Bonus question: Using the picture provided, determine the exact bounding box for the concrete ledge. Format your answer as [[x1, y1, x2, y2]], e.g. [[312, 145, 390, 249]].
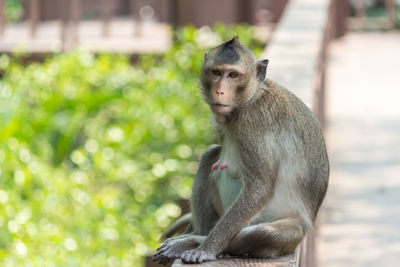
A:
[[172, 248, 298, 267]]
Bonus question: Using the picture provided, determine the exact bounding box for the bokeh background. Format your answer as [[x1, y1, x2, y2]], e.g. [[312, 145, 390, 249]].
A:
[[0, 1, 399, 266]]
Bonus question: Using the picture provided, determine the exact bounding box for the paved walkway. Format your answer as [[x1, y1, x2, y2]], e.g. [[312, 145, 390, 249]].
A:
[[317, 32, 400, 266]]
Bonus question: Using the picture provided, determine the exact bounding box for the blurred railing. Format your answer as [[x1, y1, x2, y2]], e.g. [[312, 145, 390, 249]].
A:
[[0, 0, 172, 53], [25, 0, 150, 40], [0, 0, 291, 53]]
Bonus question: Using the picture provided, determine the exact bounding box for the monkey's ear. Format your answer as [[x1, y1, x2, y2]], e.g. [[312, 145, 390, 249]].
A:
[[256, 59, 269, 81]]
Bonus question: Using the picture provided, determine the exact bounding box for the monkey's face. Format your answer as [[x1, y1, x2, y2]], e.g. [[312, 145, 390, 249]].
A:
[[200, 37, 266, 123], [202, 65, 249, 116]]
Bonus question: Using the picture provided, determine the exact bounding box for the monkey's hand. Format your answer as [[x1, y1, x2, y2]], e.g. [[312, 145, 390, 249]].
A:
[[180, 248, 216, 264], [153, 235, 205, 265]]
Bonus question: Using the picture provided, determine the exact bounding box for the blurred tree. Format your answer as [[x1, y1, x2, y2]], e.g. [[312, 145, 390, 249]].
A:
[[4, 0, 22, 22]]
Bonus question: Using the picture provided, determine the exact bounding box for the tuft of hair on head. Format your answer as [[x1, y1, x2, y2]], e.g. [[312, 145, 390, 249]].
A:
[[215, 36, 242, 64], [226, 35, 239, 45]]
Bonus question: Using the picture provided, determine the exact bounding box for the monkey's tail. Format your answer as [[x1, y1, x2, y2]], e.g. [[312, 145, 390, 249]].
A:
[[160, 213, 192, 241]]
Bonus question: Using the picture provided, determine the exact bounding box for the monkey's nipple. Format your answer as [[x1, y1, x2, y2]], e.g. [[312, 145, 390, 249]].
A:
[[220, 162, 228, 170], [211, 161, 228, 171], [211, 161, 220, 171]]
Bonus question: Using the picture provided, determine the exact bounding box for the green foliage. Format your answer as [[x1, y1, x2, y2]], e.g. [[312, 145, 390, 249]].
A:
[[362, 1, 400, 29], [4, 0, 23, 23], [396, 4, 400, 29], [0, 25, 265, 266]]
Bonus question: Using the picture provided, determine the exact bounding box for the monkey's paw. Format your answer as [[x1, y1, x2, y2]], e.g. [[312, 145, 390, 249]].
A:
[[153, 244, 180, 265], [181, 249, 216, 264], [153, 236, 202, 265]]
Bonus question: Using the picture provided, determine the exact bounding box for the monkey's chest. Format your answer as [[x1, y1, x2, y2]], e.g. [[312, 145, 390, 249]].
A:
[[216, 171, 243, 213], [211, 137, 244, 213]]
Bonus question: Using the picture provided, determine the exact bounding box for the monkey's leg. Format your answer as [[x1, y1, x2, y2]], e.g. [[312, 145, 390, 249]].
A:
[[225, 217, 305, 258], [191, 144, 222, 235]]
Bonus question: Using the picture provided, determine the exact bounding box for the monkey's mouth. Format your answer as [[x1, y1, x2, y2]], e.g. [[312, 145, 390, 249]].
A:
[[212, 103, 230, 107], [211, 103, 231, 114]]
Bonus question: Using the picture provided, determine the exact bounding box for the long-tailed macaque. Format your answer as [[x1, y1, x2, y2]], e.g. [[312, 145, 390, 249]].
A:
[[153, 37, 329, 265]]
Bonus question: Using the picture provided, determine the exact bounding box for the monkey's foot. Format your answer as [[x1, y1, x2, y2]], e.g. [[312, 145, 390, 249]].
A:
[[181, 249, 216, 264], [211, 161, 228, 171]]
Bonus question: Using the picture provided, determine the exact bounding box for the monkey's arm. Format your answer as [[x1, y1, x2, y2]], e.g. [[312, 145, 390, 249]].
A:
[[191, 144, 222, 235], [181, 152, 276, 263]]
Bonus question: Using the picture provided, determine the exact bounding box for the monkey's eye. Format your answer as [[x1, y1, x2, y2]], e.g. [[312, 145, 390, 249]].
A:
[[212, 70, 222, 76], [229, 72, 238, 78]]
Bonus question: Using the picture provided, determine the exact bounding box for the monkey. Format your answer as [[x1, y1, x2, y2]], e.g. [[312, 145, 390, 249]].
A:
[[153, 37, 329, 265]]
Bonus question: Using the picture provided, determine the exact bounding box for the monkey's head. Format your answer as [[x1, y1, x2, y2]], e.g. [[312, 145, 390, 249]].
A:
[[201, 36, 269, 123]]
